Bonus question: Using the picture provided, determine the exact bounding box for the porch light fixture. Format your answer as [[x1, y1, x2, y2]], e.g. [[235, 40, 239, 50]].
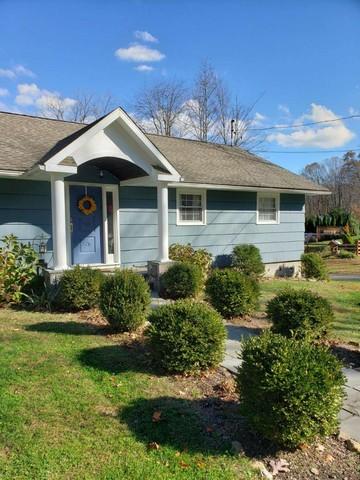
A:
[[39, 239, 47, 256]]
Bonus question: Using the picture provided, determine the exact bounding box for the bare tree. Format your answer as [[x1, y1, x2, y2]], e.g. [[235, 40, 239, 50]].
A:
[[215, 80, 264, 149], [134, 80, 187, 136], [302, 152, 360, 217], [185, 61, 219, 142], [40, 92, 116, 122]]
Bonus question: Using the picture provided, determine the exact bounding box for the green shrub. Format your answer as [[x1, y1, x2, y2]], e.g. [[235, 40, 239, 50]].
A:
[[267, 288, 334, 341], [169, 243, 212, 279], [301, 252, 328, 280], [237, 332, 345, 448], [147, 300, 226, 373], [205, 268, 259, 318], [338, 250, 355, 259], [160, 262, 203, 300], [22, 275, 59, 312], [100, 269, 151, 332], [0, 234, 39, 304], [56, 266, 104, 311], [232, 244, 265, 278]]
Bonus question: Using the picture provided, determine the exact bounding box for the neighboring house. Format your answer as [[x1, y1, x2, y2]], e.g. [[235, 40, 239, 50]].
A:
[[0, 108, 329, 277]]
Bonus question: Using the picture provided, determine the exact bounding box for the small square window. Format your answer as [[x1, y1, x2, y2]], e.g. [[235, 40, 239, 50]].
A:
[[177, 190, 206, 225], [257, 193, 279, 224]]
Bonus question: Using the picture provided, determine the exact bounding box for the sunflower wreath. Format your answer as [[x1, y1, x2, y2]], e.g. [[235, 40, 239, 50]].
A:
[[78, 195, 97, 216]]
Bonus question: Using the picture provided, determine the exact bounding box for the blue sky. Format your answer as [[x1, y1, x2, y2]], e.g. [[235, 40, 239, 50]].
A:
[[0, 0, 359, 173]]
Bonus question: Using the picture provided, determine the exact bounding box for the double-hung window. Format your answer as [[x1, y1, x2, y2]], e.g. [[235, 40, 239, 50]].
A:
[[257, 193, 280, 224], [176, 189, 206, 225]]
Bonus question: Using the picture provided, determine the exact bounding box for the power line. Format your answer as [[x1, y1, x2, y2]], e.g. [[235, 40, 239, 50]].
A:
[[253, 148, 360, 154], [249, 114, 360, 131]]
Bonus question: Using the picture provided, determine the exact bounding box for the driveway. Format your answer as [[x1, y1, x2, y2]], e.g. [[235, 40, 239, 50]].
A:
[[222, 324, 360, 443]]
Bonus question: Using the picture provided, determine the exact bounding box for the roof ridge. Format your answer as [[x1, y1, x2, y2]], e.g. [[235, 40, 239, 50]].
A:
[[0, 110, 87, 126]]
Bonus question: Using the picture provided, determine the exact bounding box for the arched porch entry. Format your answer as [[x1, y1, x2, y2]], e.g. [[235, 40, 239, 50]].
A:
[[44, 108, 180, 271]]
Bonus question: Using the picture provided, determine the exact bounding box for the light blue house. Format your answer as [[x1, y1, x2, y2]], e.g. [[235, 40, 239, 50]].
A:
[[0, 108, 328, 277]]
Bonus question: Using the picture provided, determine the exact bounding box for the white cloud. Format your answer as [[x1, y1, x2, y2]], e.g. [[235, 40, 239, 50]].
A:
[[0, 64, 35, 79], [134, 30, 158, 43], [115, 44, 165, 62], [0, 68, 16, 79], [0, 88, 9, 97], [349, 106, 360, 117], [134, 64, 154, 72], [252, 112, 266, 126], [268, 103, 355, 148], [278, 104, 290, 116], [14, 82, 77, 117]]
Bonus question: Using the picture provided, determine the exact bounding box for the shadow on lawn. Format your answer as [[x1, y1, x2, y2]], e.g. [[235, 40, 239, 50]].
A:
[[26, 321, 108, 336], [119, 395, 279, 457], [78, 344, 162, 375]]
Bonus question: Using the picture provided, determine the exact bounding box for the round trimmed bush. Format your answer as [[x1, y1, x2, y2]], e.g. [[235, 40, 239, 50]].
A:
[[232, 244, 265, 278], [56, 266, 104, 311], [160, 262, 203, 300], [237, 332, 345, 448], [267, 288, 334, 341], [99, 269, 151, 332], [205, 268, 259, 318], [301, 253, 328, 280], [147, 300, 226, 373]]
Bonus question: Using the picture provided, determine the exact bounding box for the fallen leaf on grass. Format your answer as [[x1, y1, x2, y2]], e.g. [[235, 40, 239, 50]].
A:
[[179, 460, 189, 469], [152, 411, 162, 422], [147, 442, 160, 450]]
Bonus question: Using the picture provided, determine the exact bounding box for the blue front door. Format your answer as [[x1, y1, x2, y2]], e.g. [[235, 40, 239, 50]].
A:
[[70, 185, 103, 264]]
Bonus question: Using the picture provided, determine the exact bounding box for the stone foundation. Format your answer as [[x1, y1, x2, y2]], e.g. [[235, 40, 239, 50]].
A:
[[264, 261, 302, 278]]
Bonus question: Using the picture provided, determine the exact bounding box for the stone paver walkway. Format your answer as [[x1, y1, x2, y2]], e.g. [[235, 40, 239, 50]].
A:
[[222, 324, 360, 442]]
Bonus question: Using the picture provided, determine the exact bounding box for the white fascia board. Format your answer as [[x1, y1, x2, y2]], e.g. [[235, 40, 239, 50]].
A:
[[0, 169, 25, 177], [119, 109, 181, 178], [167, 182, 331, 195]]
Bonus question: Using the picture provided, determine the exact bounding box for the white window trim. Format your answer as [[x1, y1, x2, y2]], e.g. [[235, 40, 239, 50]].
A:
[[256, 192, 280, 225], [176, 188, 207, 226]]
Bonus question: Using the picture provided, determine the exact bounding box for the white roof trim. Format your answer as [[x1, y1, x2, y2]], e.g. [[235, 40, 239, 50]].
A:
[[43, 107, 181, 180], [0, 169, 24, 177], [168, 182, 331, 195]]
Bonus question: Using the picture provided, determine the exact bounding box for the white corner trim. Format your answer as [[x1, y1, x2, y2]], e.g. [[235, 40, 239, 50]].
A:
[[176, 187, 207, 226], [256, 191, 280, 225]]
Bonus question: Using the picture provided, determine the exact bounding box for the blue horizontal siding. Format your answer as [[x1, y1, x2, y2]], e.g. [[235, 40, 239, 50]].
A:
[[119, 187, 305, 267], [0, 178, 54, 266]]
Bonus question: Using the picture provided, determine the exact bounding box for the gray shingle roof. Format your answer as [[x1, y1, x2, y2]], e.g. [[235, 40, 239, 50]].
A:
[[0, 111, 328, 193]]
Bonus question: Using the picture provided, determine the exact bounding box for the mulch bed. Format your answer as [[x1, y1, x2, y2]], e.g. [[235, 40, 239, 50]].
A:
[[172, 367, 360, 480]]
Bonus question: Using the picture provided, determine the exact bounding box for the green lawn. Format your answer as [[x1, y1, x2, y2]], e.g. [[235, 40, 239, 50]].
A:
[[0, 309, 256, 480], [260, 279, 360, 344]]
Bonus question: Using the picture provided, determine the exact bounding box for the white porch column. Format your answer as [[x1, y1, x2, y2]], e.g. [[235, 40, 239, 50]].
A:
[[51, 174, 68, 270], [157, 182, 169, 262]]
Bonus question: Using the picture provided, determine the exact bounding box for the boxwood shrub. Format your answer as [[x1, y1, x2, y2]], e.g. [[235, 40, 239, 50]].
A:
[[169, 243, 212, 279], [267, 288, 334, 341], [205, 268, 259, 318], [301, 252, 328, 280], [100, 269, 151, 332], [147, 300, 226, 373], [56, 266, 104, 311], [237, 332, 345, 448], [232, 244, 265, 278], [160, 262, 203, 299]]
